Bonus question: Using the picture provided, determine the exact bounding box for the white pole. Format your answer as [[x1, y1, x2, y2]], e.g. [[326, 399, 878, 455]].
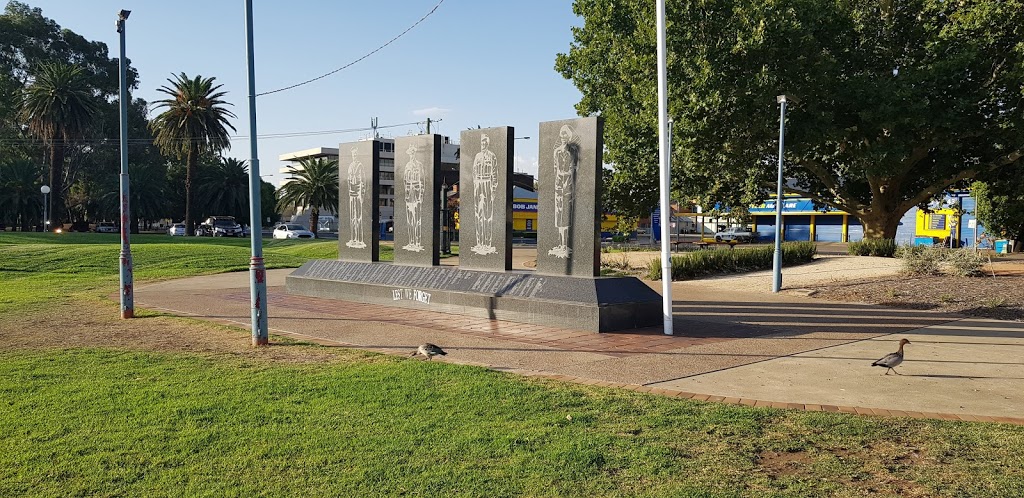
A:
[[772, 96, 787, 293], [656, 0, 673, 335]]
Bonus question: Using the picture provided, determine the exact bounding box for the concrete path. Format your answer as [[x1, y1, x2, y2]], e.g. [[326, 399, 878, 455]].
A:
[[133, 255, 1024, 425]]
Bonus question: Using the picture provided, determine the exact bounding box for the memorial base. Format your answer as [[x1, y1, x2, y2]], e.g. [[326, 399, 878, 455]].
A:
[[285, 260, 662, 332]]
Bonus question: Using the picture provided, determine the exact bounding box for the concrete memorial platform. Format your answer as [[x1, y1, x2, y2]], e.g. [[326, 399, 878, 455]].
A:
[[285, 260, 661, 331]]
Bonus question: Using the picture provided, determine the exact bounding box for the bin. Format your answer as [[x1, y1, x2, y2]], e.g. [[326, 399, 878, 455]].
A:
[[994, 239, 1008, 254]]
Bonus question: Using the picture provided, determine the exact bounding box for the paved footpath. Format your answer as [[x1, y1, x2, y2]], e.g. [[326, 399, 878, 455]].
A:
[[134, 256, 1024, 425]]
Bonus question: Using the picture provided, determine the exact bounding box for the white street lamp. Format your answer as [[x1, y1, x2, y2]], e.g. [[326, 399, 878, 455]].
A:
[[772, 95, 788, 293], [40, 185, 50, 230]]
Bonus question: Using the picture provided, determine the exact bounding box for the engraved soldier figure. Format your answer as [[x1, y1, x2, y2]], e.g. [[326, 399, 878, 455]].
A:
[[402, 143, 424, 252], [549, 124, 579, 258], [345, 148, 366, 249], [471, 133, 498, 255]]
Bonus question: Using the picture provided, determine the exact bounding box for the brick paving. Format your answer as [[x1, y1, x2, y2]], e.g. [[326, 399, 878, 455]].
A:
[[135, 269, 1024, 427]]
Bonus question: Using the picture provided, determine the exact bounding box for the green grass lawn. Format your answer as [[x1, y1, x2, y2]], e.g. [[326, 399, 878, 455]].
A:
[[1, 233, 1023, 496]]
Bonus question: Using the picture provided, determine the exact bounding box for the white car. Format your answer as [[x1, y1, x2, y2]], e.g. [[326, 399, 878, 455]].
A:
[[95, 222, 118, 233], [167, 223, 186, 236], [273, 224, 316, 240]]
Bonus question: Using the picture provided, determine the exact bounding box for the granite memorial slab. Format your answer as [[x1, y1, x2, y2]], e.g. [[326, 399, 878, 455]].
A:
[[338, 140, 380, 262], [286, 259, 662, 332], [459, 127, 514, 271], [536, 117, 603, 277], [394, 134, 442, 267]]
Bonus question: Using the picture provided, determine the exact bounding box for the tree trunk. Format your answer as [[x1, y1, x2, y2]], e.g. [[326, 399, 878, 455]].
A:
[[309, 207, 319, 236], [857, 211, 902, 240], [49, 143, 64, 230], [184, 146, 197, 236]]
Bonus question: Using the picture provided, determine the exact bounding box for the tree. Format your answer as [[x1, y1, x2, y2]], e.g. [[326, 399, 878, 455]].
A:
[[150, 73, 236, 236], [0, 157, 41, 230], [19, 62, 99, 229], [198, 157, 250, 223], [276, 157, 339, 236], [972, 172, 1024, 249], [557, 0, 1024, 239]]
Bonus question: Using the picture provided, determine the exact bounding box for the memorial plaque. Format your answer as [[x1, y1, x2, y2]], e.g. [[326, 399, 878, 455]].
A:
[[459, 127, 514, 271], [394, 135, 442, 266], [536, 117, 603, 276], [338, 140, 380, 262]]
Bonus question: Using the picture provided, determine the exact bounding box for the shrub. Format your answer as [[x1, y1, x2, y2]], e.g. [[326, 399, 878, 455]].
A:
[[943, 248, 985, 277], [847, 238, 897, 257], [898, 245, 942, 276], [647, 241, 816, 280]]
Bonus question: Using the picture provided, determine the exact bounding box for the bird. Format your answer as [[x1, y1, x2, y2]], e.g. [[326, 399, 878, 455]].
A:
[[411, 343, 447, 360], [871, 338, 911, 375]]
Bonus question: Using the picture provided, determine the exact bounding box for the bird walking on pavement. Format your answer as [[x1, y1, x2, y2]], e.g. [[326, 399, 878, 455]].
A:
[[872, 338, 911, 375], [411, 343, 447, 360]]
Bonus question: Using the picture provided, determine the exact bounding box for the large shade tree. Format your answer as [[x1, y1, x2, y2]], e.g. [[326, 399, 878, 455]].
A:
[[557, 0, 1024, 239], [277, 157, 339, 236], [150, 73, 235, 236], [19, 62, 99, 229]]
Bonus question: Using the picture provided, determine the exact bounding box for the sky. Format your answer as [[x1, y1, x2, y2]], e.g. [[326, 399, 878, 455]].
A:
[[19, 0, 585, 184]]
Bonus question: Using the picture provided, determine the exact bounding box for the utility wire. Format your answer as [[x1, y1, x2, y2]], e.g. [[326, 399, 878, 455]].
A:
[[0, 120, 427, 146], [256, 0, 445, 97]]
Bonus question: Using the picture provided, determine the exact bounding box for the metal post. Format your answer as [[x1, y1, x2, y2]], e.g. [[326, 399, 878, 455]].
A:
[[245, 0, 268, 345], [656, 0, 673, 335], [116, 10, 134, 318], [772, 96, 787, 293], [40, 185, 49, 230]]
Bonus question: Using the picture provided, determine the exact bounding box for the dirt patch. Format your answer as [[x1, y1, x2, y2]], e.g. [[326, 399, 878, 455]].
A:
[[0, 298, 372, 364], [756, 447, 933, 496], [805, 272, 1024, 322]]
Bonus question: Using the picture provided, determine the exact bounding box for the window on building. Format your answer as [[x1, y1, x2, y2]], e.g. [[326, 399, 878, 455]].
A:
[[379, 171, 394, 181]]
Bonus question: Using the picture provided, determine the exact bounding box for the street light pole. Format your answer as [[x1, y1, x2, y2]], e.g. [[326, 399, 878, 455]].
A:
[[245, 0, 269, 345], [772, 95, 788, 293], [116, 9, 134, 318], [656, 0, 673, 335], [40, 185, 50, 230]]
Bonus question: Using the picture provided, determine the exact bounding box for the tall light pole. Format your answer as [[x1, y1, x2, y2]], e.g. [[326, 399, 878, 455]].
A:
[[40, 185, 50, 230], [772, 95, 788, 293], [245, 0, 269, 345], [656, 0, 673, 335], [116, 9, 134, 318]]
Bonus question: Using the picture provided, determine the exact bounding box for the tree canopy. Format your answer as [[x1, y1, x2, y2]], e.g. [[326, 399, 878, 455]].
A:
[[557, 0, 1024, 238]]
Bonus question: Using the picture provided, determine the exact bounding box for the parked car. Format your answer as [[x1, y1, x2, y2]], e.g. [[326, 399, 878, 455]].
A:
[[196, 216, 244, 237], [714, 226, 755, 243], [95, 222, 117, 233], [273, 223, 316, 240], [167, 223, 186, 236]]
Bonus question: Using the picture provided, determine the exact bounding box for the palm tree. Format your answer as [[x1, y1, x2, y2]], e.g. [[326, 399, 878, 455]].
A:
[[277, 157, 339, 235], [0, 157, 43, 231], [199, 157, 250, 223], [19, 62, 99, 229], [149, 73, 236, 236]]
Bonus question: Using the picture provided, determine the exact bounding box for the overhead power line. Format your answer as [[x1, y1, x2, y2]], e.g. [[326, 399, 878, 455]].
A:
[[256, 0, 445, 97], [0, 119, 428, 146]]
